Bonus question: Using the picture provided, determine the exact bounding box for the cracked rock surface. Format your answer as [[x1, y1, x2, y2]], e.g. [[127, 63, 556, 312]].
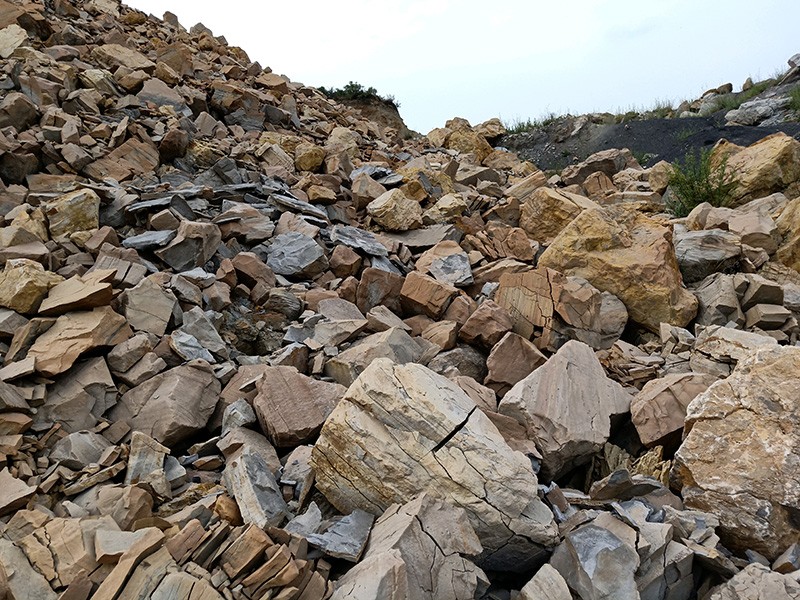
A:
[[311, 358, 558, 571]]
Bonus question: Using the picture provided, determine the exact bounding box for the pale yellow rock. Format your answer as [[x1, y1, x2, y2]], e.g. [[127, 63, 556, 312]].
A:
[[712, 133, 800, 206], [539, 206, 697, 332], [42, 189, 101, 240], [294, 142, 325, 172], [519, 187, 599, 245], [0, 259, 64, 314], [674, 345, 800, 559], [312, 359, 558, 569], [367, 189, 423, 231]]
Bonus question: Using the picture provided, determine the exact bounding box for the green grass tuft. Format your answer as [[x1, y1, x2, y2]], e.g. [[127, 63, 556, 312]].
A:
[[789, 86, 800, 113], [666, 148, 738, 217], [319, 81, 399, 108]]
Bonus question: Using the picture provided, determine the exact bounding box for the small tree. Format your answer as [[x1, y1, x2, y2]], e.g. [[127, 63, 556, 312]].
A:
[[665, 148, 738, 217]]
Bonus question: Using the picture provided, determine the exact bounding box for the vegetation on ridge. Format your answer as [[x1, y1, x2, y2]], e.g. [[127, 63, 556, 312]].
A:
[[319, 81, 400, 108], [665, 147, 738, 217]]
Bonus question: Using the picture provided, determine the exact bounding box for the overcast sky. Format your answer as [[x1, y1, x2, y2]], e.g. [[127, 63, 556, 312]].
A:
[[126, 0, 800, 133]]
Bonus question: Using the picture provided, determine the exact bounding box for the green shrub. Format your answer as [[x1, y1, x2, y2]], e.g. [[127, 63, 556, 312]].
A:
[[319, 81, 399, 108], [503, 112, 559, 134], [789, 86, 800, 113], [666, 148, 738, 217]]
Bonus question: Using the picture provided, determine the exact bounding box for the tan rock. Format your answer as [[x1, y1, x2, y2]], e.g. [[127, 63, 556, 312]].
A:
[[775, 195, 800, 271], [539, 206, 697, 332], [505, 171, 548, 202], [708, 563, 800, 599], [324, 327, 424, 387], [0, 258, 63, 314], [519, 187, 599, 245], [458, 300, 513, 349], [445, 127, 493, 162], [333, 494, 488, 600], [400, 271, 458, 318], [519, 564, 572, 600], [312, 359, 558, 571], [294, 142, 325, 172], [561, 148, 639, 186], [38, 269, 115, 316], [713, 133, 800, 206], [0, 467, 35, 516], [91, 43, 156, 72], [252, 366, 345, 448], [631, 372, 718, 448], [674, 346, 800, 559], [367, 189, 423, 231], [485, 332, 547, 397], [498, 340, 631, 479], [122, 276, 178, 337], [648, 160, 672, 195], [42, 189, 101, 240], [28, 307, 131, 377], [109, 360, 221, 447]]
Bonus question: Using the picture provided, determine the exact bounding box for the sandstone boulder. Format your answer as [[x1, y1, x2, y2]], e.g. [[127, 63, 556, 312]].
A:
[[674, 346, 800, 559], [498, 340, 631, 479], [706, 563, 800, 600], [713, 133, 800, 206], [519, 187, 599, 245], [42, 189, 100, 240], [252, 366, 345, 448], [312, 359, 559, 572], [0, 258, 63, 314], [28, 307, 131, 377], [367, 189, 423, 231], [109, 360, 220, 447], [539, 206, 697, 332]]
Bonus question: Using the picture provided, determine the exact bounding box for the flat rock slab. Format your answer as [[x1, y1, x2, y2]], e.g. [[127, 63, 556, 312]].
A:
[[27, 307, 131, 377]]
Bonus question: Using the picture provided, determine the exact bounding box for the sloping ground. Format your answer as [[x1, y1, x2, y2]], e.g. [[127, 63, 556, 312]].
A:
[[503, 113, 800, 170]]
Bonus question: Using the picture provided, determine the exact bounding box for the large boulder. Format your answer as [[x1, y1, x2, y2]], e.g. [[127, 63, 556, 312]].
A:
[[673, 346, 800, 559], [311, 359, 559, 572], [108, 360, 220, 447], [706, 563, 800, 600], [519, 187, 599, 245], [539, 206, 697, 332], [713, 133, 800, 206], [498, 340, 631, 480]]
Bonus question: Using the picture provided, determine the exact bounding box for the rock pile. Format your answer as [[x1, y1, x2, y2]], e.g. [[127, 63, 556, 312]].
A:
[[0, 1, 799, 599]]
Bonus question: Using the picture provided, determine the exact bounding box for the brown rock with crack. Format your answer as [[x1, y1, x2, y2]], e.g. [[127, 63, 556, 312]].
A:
[[631, 372, 718, 448], [27, 307, 131, 377], [519, 187, 599, 245], [400, 271, 459, 319], [673, 345, 800, 560], [312, 358, 558, 572], [0, 258, 63, 314], [252, 366, 345, 448], [38, 269, 115, 316]]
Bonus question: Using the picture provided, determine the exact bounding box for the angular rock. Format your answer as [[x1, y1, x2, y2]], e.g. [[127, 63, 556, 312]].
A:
[[519, 564, 572, 600], [484, 332, 547, 397], [312, 359, 558, 572], [156, 220, 222, 272], [674, 228, 742, 283], [109, 360, 220, 447], [0, 467, 36, 516], [28, 307, 131, 377], [631, 372, 718, 449], [266, 232, 328, 278], [367, 189, 423, 231], [0, 258, 63, 314], [714, 133, 800, 205], [498, 340, 631, 479], [50, 431, 112, 470], [333, 494, 488, 599], [539, 207, 697, 332], [706, 563, 800, 600], [42, 189, 100, 240], [458, 300, 513, 349], [519, 187, 599, 245], [222, 444, 289, 529], [324, 328, 424, 386], [674, 346, 800, 559], [38, 269, 115, 316], [306, 509, 375, 562], [252, 366, 345, 448], [122, 277, 178, 337], [400, 271, 459, 319]]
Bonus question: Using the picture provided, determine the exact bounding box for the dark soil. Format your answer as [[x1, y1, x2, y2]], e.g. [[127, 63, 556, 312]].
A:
[[501, 112, 800, 171]]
